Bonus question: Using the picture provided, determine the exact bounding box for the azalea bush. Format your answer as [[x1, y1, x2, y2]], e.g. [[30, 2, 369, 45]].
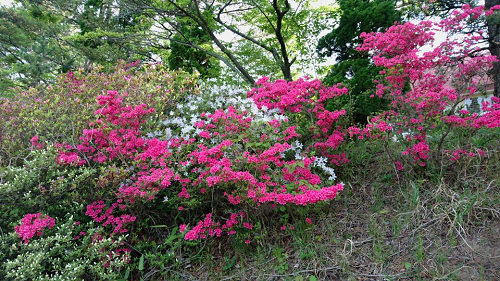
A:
[[347, 4, 500, 178], [0, 63, 199, 278], [0, 143, 97, 233], [1, 217, 129, 280], [248, 77, 350, 166], [55, 84, 344, 242]]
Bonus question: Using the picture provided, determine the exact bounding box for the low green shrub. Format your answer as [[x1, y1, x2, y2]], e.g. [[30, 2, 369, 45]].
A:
[[1, 217, 129, 280], [0, 144, 96, 232]]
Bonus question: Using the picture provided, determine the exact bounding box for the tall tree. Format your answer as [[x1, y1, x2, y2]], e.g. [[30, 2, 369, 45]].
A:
[[69, 0, 154, 67], [23, 0, 154, 67], [0, 0, 155, 91], [125, 0, 331, 84], [0, 2, 80, 91], [317, 0, 400, 124]]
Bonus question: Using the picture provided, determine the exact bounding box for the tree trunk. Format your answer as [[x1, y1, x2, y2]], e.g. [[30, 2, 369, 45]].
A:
[[273, 0, 293, 81], [486, 0, 500, 97]]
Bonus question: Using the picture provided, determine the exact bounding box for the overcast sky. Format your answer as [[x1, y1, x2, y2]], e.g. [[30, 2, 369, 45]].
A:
[[0, 0, 13, 6]]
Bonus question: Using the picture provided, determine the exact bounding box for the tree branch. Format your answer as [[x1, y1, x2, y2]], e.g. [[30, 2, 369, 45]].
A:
[[273, 0, 293, 80], [214, 14, 274, 53]]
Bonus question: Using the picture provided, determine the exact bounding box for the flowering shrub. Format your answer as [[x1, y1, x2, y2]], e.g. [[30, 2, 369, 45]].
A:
[[55, 85, 344, 242], [0, 143, 98, 234], [2, 218, 129, 280], [350, 4, 500, 170], [248, 77, 350, 166]]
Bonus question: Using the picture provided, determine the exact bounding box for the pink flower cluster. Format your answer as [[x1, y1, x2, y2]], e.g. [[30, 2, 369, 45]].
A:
[[181, 107, 344, 213], [248, 77, 350, 165], [30, 135, 43, 150], [56, 91, 181, 234], [56, 143, 85, 166], [183, 212, 254, 240], [402, 141, 430, 166], [15, 213, 56, 244], [86, 200, 136, 234], [77, 91, 154, 163]]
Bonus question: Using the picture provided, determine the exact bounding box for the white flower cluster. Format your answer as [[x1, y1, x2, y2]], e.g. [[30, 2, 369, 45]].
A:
[[158, 80, 288, 140], [313, 156, 337, 181], [160, 114, 203, 139], [284, 139, 304, 159]]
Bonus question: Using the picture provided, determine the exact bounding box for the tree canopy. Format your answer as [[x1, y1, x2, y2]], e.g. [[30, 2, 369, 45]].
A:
[[317, 0, 400, 123], [103, 0, 334, 84], [0, 0, 498, 94], [0, 2, 78, 91]]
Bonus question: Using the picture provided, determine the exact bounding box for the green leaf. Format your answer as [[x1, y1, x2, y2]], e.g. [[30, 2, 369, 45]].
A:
[[138, 255, 144, 271], [298, 180, 309, 186], [124, 268, 130, 279]]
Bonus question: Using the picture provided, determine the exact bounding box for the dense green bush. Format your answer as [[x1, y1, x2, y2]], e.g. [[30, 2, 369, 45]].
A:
[[0, 144, 96, 232], [1, 217, 129, 280]]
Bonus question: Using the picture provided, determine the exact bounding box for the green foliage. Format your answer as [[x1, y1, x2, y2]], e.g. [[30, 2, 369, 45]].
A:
[[0, 0, 154, 91], [0, 3, 80, 91], [227, 40, 283, 82], [317, 0, 400, 60], [0, 144, 96, 232], [274, 247, 289, 274], [67, 0, 153, 66], [0, 217, 129, 280], [322, 58, 388, 124], [131, 227, 186, 276], [136, 0, 334, 83], [318, 0, 400, 123], [168, 16, 222, 78]]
